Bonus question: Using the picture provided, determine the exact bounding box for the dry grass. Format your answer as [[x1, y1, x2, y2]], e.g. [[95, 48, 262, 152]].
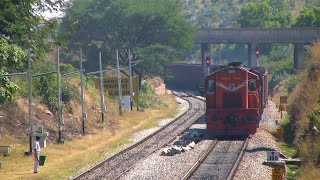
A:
[[287, 43, 320, 137], [0, 87, 178, 179], [297, 163, 320, 180], [285, 42, 320, 178]]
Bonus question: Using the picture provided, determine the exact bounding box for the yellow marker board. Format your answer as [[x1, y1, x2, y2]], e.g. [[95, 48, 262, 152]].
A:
[[276, 128, 285, 138], [272, 167, 285, 180], [95, 76, 139, 99]]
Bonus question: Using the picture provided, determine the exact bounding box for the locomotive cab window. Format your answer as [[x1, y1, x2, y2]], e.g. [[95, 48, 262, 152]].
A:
[[249, 79, 257, 91], [208, 79, 215, 93]]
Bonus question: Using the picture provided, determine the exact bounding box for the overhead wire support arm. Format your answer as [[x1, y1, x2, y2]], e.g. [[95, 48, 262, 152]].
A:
[[62, 69, 85, 77], [131, 60, 144, 65], [32, 71, 57, 78], [85, 67, 129, 75], [0, 72, 28, 77]]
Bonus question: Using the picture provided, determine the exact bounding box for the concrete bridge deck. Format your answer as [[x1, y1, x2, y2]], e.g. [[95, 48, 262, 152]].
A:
[[196, 28, 320, 44], [196, 28, 320, 70]]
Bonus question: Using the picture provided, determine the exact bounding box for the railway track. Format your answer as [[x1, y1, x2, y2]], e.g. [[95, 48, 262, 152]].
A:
[[73, 90, 205, 180], [182, 138, 248, 180]]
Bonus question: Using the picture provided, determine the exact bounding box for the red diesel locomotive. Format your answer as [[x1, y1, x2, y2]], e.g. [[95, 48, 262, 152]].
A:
[[205, 62, 268, 136]]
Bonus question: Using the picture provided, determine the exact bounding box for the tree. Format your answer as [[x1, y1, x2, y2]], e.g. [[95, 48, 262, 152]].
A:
[[0, 1, 65, 105], [0, 0, 65, 58], [237, 0, 293, 60], [0, 38, 26, 104], [237, 0, 292, 28], [60, 0, 196, 77], [294, 6, 320, 27]]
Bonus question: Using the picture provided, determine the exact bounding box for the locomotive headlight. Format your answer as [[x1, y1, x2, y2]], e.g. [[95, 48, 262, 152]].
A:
[[244, 115, 252, 122], [211, 115, 218, 122], [223, 115, 238, 127]]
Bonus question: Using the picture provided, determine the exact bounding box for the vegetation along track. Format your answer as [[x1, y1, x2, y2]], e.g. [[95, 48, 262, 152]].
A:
[[182, 138, 248, 180], [74, 90, 205, 180]]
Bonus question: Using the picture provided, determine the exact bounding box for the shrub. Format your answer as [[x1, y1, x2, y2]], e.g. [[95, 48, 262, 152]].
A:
[[0, 70, 19, 104], [284, 75, 300, 93], [264, 58, 295, 90], [137, 82, 157, 109]]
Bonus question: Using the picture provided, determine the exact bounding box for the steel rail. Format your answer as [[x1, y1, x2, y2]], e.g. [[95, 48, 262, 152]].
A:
[[73, 90, 203, 179], [226, 138, 248, 180], [181, 140, 218, 180], [182, 138, 248, 180], [113, 91, 205, 180]]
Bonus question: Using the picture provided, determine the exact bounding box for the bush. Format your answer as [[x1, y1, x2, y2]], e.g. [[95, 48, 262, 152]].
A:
[[284, 75, 300, 93], [137, 82, 157, 109], [0, 38, 26, 104], [264, 58, 295, 90], [0, 70, 19, 104]]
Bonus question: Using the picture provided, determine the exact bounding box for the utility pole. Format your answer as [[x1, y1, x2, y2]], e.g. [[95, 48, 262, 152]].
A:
[[80, 47, 86, 135], [99, 52, 106, 122], [57, 47, 63, 143], [128, 49, 133, 111], [28, 48, 33, 155], [116, 49, 122, 115]]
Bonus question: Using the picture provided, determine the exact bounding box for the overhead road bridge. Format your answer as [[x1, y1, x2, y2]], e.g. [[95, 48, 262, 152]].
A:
[[196, 28, 320, 77]]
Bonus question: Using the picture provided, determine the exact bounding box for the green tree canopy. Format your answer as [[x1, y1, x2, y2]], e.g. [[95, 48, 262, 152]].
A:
[[236, 0, 293, 61], [0, 38, 26, 104], [294, 6, 320, 27], [237, 0, 292, 28], [61, 0, 196, 76], [0, 0, 64, 58], [0, 1, 65, 105]]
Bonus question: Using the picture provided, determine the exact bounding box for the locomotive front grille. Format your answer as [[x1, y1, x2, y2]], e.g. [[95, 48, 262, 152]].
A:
[[223, 93, 242, 108]]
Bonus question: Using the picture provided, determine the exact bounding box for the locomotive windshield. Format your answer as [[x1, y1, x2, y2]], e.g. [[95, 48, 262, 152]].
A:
[[208, 79, 215, 93], [249, 79, 257, 91], [228, 69, 237, 74]]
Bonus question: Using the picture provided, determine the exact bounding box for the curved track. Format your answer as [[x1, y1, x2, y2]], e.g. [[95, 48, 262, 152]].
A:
[[74, 91, 205, 180], [182, 138, 248, 180]]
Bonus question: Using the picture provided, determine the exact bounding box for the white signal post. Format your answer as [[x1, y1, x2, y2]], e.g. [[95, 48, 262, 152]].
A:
[[57, 47, 64, 143], [128, 49, 133, 111], [80, 47, 86, 135], [116, 49, 123, 115], [28, 48, 33, 155], [99, 52, 107, 122]]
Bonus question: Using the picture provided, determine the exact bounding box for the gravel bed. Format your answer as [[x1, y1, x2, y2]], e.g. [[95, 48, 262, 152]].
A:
[[120, 140, 214, 180], [120, 96, 282, 180], [234, 100, 283, 180], [130, 96, 189, 143], [72, 95, 190, 179], [75, 93, 203, 179]]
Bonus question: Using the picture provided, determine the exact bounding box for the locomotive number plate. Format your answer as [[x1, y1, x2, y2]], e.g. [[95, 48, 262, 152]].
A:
[[221, 77, 240, 81]]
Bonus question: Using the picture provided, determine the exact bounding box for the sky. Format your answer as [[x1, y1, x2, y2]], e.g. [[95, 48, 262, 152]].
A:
[[40, 1, 69, 20]]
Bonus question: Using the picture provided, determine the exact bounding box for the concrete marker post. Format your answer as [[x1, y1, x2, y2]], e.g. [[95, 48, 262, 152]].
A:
[[80, 47, 86, 135], [99, 52, 106, 122], [28, 48, 33, 155], [116, 49, 123, 116]]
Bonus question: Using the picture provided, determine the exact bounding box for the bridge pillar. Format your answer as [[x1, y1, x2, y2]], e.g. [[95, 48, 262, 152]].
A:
[[294, 43, 305, 69], [201, 43, 211, 77], [248, 42, 257, 67]]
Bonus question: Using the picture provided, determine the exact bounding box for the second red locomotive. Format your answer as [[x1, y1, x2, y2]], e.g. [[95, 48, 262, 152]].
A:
[[205, 62, 268, 136]]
